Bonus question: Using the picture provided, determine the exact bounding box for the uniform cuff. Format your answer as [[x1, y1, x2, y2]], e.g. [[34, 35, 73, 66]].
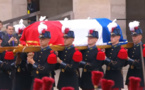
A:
[[128, 58, 134, 62], [0, 60, 3, 64], [105, 58, 111, 62], [33, 63, 38, 69], [80, 61, 86, 65], [60, 62, 67, 66]]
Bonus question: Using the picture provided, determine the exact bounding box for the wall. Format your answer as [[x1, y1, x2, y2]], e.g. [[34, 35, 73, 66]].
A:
[[40, 0, 72, 19], [73, 0, 111, 19], [111, 0, 126, 39], [0, 0, 27, 21]]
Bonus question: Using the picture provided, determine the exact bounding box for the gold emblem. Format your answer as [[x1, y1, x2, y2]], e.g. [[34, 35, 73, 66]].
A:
[[84, 69, 87, 72], [131, 65, 134, 69], [62, 69, 65, 72], [107, 66, 110, 70], [17, 67, 21, 72], [36, 70, 39, 74]]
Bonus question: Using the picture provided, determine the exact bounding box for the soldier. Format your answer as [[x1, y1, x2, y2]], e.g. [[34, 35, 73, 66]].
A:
[[79, 29, 105, 90], [104, 21, 128, 90], [125, 21, 144, 90], [12, 53, 33, 90], [0, 34, 16, 90], [57, 28, 82, 90], [27, 27, 57, 89]]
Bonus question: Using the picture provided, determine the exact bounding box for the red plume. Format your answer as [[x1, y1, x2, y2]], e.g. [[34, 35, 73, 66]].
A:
[[111, 27, 116, 33], [72, 48, 82, 62], [18, 29, 23, 34], [33, 78, 43, 90], [129, 76, 141, 90], [107, 80, 115, 90], [101, 79, 108, 90], [61, 87, 74, 90], [117, 47, 128, 59], [42, 77, 55, 90], [135, 27, 139, 30], [101, 79, 114, 90], [42, 29, 46, 34], [65, 28, 70, 34], [91, 71, 104, 86], [89, 30, 94, 34], [96, 48, 105, 60], [47, 50, 57, 64], [4, 51, 14, 60], [143, 44, 145, 57]]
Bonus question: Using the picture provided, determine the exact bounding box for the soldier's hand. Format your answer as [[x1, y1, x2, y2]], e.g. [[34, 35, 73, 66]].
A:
[[27, 52, 34, 59], [27, 57, 35, 64], [15, 53, 22, 65], [57, 57, 62, 63], [55, 51, 58, 56], [101, 49, 105, 52]]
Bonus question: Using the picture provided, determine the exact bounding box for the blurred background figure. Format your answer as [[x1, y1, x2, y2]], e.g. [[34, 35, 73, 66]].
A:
[[0, 20, 5, 38], [27, 0, 37, 24], [2, 24, 18, 46]]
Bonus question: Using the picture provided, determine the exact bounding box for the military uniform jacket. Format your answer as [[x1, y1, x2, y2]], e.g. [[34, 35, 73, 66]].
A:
[[104, 44, 126, 88], [30, 46, 55, 79], [80, 46, 104, 89], [57, 45, 80, 90], [0, 52, 15, 90], [126, 43, 144, 87], [13, 53, 32, 90]]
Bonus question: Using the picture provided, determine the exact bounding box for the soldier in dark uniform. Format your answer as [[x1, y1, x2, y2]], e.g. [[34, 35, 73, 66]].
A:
[[57, 28, 82, 90], [125, 21, 144, 90], [79, 30, 104, 90], [12, 23, 32, 90], [104, 23, 127, 90], [12, 53, 33, 90], [0, 34, 16, 90], [27, 30, 56, 89]]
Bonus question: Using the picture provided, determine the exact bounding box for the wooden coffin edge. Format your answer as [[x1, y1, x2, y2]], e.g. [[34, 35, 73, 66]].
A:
[[0, 42, 134, 53]]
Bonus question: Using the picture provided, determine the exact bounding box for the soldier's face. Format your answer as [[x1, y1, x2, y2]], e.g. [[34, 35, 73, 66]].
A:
[[0, 23, 3, 30], [132, 35, 142, 44], [64, 37, 74, 46], [39, 38, 50, 47], [6, 26, 14, 35], [88, 37, 98, 45], [110, 35, 120, 44]]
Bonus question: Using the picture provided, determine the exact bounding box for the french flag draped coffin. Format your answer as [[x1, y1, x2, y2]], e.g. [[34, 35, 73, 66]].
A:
[[20, 18, 127, 46]]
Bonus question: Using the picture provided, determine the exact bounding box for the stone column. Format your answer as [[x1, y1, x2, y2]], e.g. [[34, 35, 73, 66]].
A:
[[0, 0, 27, 21], [110, 0, 126, 39], [73, 0, 111, 19], [40, 0, 72, 19], [12, 0, 27, 18]]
